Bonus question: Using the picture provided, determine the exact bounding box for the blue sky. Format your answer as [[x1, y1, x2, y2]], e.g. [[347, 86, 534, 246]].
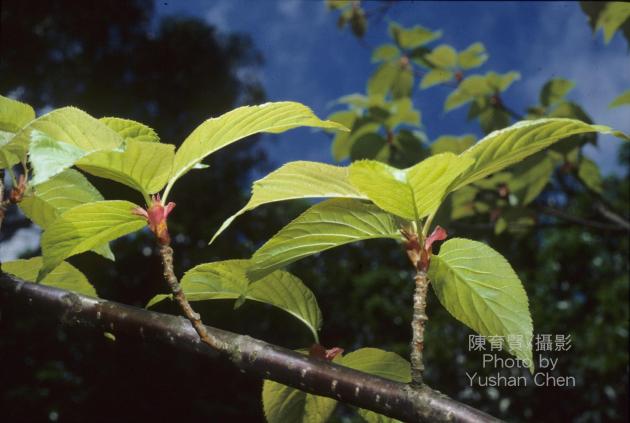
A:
[[155, 0, 629, 175]]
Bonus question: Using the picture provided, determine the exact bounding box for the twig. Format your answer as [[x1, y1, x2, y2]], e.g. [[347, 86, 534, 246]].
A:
[[410, 270, 430, 386], [538, 206, 628, 232], [158, 244, 229, 351], [0, 273, 503, 423]]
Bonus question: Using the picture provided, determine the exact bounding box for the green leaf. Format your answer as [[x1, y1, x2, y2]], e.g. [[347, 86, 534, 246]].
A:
[[0, 94, 35, 132], [210, 161, 365, 245], [29, 130, 88, 185], [595, 2, 630, 43], [249, 199, 402, 280], [19, 169, 114, 261], [334, 118, 381, 162], [425, 44, 457, 69], [39, 200, 146, 280], [263, 378, 337, 423], [348, 154, 474, 221], [430, 135, 476, 155], [540, 79, 575, 107], [2, 257, 97, 297], [420, 69, 454, 89], [368, 63, 399, 98], [507, 152, 556, 205], [76, 141, 175, 196], [350, 133, 388, 162], [609, 89, 630, 109], [385, 98, 421, 129], [477, 107, 510, 134], [450, 118, 629, 192], [389, 23, 441, 49], [428, 238, 533, 371], [372, 44, 400, 62], [100, 117, 160, 143], [391, 68, 414, 99], [444, 75, 491, 111], [4, 106, 123, 168], [170, 102, 347, 188], [339, 348, 410, 423], [578, 157, 603, 193], [486, 71, 520, 92], [457, 42, 488, 70]]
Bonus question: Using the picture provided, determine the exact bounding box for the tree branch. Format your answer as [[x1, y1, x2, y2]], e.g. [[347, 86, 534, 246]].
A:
[[410, 270, 429, 386], [158, 244, 229, 350], [0, 273, 502, 423]]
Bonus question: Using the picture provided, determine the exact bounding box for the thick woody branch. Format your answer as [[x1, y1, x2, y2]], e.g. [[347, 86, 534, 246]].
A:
[[0, 273, 502, 423]]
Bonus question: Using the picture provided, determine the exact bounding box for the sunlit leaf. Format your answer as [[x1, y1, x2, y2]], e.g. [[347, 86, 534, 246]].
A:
[[368, 62, 399, 98], [540, 79, 575, 107], [428, 238, 533, 371], [389, 23, 441, 49], [457, 42, 488, 70], [450, 118, 629, 192], [2, 257, 97, 297], [508, 151, 556, 205], [348, 154, 474, 221], [4, 106, 123, 168], [578, 157, 603, 193], [148, 259, 322, 341], [0, 94, 35, 133], [430, 134, 475, 155], [372, 43, 400, 62], [250, 199, 402, 280], [420, 69, 453, 89], [39, 200, 146, 280], [609, 89, 630, 109], [425, 44, 457, 69], [100, 117, 160, 143], [170, 102, 347, 187], [77, 141, 175, 196], [210, 161, 365, 244], [29, 130, 88, 185], [595, 2, 630, 43], [19, 169, 114, 260]]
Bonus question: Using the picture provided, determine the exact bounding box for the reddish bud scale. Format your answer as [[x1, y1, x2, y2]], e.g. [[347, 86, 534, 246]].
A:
[[133, 194, 175, 245], [309, 344, 344, 361]]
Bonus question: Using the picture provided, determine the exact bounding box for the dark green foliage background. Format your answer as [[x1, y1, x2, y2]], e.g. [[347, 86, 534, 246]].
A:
[[0, 1, 627, 422]]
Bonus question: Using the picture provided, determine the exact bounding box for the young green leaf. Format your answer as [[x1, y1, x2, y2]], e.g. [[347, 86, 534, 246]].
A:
[[457, 42, 488, 70], [609, 89, 630, 109], [100, 117, 160, 143], [2, 257, 97, 297], [4, 106, 123, 167], [425, 44, 457, 69], [595, 2, 630, 43], [249, 199, 402, 280], [263, 378, 337, 423], [76, 141, 175, 197], [577, 157, 603, 193], [372, 43, 400, 62], [348, 154, 474, 221], [420, 69, 454, 89], [29, 130, 89, 185], [428, 238, 533, 371], [169, 102, 348, 188], [209, 161, 366, 245], [19, 169, 114, 260], [389, 23, 441, 49], [0, 94, 35, 133], [339, 348, 410, 423], [450, 118, 629, 192], [39, 200, 146, 280], [430, 135, 476, 155], [368, 62, 400, 98], [507, 151, 556, 205], [148, 260, 322, 341], [540, 78, 575, 107]]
